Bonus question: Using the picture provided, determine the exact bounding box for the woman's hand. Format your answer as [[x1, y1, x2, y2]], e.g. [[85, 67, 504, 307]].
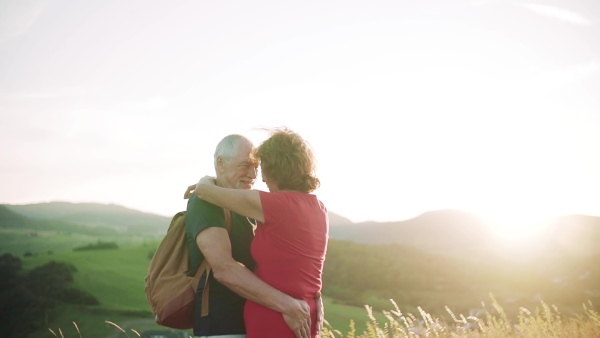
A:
[[183, 176, 217, 199], [197, 175, 217, 188], [183, 184, 196, 199]]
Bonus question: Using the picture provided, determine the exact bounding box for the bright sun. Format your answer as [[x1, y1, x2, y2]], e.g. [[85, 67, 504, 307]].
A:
[[482, 213, 550, 241]]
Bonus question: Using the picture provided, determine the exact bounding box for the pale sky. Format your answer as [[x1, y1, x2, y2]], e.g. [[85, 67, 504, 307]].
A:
[[1, 0, 599, 235]]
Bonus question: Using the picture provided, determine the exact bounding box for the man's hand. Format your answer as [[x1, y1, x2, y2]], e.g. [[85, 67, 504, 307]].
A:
[[315, 291, 324, 335], [282, 298, 311, 338]]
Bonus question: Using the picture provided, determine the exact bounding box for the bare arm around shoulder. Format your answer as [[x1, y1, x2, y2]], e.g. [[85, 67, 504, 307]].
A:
[[197, 225, 311, 338], [193, 176, 265, 223]]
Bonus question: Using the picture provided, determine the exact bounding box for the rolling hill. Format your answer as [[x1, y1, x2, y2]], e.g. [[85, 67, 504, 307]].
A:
[[328, 209, 600, 260], [329, 210, 495, 256], [5, 202, 169, 234], [3, 202, 599, 260], [3, 201, 353, 232]]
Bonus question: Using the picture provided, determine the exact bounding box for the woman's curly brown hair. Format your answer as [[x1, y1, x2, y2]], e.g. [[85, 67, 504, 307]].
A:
[[255, 127, 320, 193]]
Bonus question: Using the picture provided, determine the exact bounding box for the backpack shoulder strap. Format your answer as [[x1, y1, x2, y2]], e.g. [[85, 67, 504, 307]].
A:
[[190, 208, 233, 277], [223, 208, 232, 233], [197, 208, 233, 317]]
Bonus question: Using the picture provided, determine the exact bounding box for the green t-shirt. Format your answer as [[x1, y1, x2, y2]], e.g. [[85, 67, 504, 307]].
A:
[[185, 194, 256, 336]]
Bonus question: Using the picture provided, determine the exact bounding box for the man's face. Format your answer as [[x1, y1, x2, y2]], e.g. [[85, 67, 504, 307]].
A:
[[219, 143, 258, 190]]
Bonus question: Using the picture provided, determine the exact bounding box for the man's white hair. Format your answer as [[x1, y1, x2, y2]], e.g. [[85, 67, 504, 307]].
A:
[[213, 134, 254, 170]]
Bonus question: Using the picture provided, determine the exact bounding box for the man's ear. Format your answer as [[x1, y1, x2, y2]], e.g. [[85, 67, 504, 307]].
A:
[[216, 156, 225, 174]]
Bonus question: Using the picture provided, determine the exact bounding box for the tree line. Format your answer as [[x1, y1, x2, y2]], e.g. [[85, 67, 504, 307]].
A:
[[0, 253, 99, 338]]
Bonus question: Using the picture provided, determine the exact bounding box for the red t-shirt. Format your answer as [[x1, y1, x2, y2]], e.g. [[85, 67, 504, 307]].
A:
[[244, 191, 329, 338]]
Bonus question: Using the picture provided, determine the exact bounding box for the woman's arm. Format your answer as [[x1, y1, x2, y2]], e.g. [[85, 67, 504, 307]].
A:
[[191, 176, 265, 223]]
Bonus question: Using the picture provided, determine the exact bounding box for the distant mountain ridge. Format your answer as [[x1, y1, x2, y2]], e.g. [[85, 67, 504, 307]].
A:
[[329, 209, 600, 259], [5, 201, 353, 227], [329, 209, 497, 256], [5, 202, 170, 229], [327, 211, 352, 226], [3, 202, 169, 236], [3, 202, 599, 259], [6, 202, 151, 219]]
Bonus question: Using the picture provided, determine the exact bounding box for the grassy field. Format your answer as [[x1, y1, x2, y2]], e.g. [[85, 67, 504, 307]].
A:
[[22, 242, 158, 312], [18, 241, 384, 337], [0, 227, 159, 257], [7, 234, 599, 337], [0, 228, 102, 257]]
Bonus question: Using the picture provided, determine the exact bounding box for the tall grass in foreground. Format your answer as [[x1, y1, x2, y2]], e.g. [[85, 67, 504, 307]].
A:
[[47, 296, 600, 338], [321, 295, 600, 338], [49, 321, 143, 338]]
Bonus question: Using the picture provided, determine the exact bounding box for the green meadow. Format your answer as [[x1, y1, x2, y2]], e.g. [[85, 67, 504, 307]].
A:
[[22, 243, 157, 312], [1, 228, 101, 257], [17, 241, 600, 338], [15, 239, 386, 337]]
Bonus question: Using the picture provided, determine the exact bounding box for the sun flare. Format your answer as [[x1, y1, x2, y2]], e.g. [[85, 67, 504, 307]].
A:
[[483, 213, 550, 241]]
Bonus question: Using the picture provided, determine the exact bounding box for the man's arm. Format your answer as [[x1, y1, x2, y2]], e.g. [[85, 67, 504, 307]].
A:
[[197, 227, 311, 338]]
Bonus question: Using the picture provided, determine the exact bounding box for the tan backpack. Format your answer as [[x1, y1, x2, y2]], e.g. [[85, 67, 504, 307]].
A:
[[144, 209, 232, 329]]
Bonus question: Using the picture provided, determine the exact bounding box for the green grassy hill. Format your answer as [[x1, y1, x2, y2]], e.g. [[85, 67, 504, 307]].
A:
[[0, 204, 164, 256], [4, 202, 170, 236], [22, 243, 158, 312]]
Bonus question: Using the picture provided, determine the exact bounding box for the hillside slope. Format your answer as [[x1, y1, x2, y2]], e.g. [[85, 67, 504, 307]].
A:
[[5, 202, 170, 232], [329, 209, 600, 260]]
